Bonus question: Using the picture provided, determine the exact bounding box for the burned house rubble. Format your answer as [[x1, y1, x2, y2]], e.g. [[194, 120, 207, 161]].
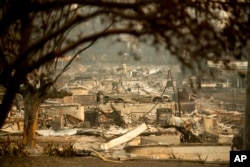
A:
[[0, 66, 244, 162]]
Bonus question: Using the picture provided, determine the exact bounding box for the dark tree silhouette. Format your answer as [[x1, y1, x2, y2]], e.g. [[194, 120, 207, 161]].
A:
[[0, 0, 249, 149]]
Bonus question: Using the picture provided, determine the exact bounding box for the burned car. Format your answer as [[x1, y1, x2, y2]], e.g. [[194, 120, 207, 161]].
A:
[[103, 92, 171, 103]]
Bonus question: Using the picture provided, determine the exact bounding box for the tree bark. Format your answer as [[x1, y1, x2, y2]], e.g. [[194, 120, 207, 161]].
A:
[[23, 94, 40, 148], [244, 40, 250, 150]]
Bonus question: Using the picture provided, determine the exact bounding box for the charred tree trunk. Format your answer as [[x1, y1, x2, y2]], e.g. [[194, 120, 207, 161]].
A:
[[20, 83, 72, 148], [23, 93, 41, 148], [244, 41, 250, 150]]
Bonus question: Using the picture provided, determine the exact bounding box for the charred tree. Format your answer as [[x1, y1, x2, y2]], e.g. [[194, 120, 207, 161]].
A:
[[23, 93, 40, 147], [244, 45, 250, 150], [20, 79, 72, 147]]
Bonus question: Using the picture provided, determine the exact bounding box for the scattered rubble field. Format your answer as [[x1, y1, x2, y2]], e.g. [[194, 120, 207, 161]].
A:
[[0, 66, 243, 167], [0, 136, 228, 167]]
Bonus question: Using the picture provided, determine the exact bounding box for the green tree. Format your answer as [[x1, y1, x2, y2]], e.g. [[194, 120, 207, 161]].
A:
[[0, 0, 249, 149]]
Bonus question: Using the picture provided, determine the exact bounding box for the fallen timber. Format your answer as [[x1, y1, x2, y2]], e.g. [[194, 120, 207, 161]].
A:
[[100, 123, 148, 150]]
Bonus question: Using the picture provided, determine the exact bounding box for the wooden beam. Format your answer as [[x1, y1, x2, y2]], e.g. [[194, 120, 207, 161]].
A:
[[100, 123, 148, 150]]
